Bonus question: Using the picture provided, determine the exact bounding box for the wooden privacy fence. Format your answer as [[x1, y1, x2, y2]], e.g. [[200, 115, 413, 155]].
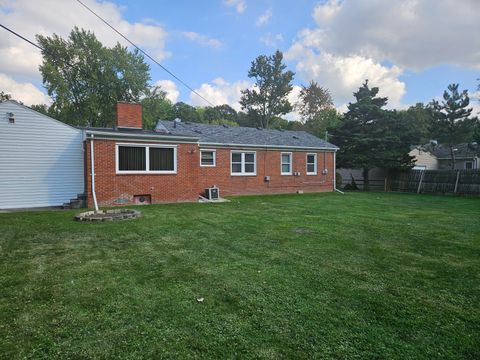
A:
[[388, 169, 480, 196]]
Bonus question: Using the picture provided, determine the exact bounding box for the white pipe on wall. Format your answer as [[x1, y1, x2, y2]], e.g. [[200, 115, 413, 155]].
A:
[[333, 151, 344, 194], [90, 135, 99, 212]]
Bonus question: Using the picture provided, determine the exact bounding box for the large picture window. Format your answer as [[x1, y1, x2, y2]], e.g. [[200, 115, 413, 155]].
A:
[[306, 153, 317, 175], [231, 151, 256, 175], [116, 144, 176, 174], [281, 152, 292, 175]]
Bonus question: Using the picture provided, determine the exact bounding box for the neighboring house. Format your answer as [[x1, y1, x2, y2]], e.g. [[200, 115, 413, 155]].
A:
[[408, 147, 439, 170], [84, 102, 338, 207], [0, 101, 84, 209], [410, 143, 479, 170]]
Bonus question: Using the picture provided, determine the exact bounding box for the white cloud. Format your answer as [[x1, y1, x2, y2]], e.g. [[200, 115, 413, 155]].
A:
[[0, 0, 170, 82], [189, 78, 251, 111], [0, 73, 51, 105], [284, 85, 302, 122], [259, 33, 283, 48], [181, 32, 222, 49], [286, 42, 406, 109], [256, 8, 272, 26], [223, 0, 246, 14], [154, 80, 179, 103], [309, 0, 480, 69], [469, 91, 480, 117]]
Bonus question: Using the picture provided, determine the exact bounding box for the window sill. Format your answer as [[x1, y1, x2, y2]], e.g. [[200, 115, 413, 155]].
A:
[[116, 171, 177, 175], [231, 173, 257, 176]]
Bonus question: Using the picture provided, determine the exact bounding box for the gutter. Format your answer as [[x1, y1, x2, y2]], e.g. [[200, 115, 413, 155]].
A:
[[333, 151, 344, 194], [90, 135, 99, 212], [85, 129, 199, 142]]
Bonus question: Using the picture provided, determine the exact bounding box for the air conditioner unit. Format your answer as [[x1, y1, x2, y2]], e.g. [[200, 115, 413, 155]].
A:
[[205, 186, 219, 200]]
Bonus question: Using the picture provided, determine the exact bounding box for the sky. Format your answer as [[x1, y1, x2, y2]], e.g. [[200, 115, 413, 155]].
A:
[[1, 0, 479, 119]]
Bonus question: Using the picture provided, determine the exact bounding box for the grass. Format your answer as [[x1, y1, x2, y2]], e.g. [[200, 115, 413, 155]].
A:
[[0, 192, 479, 359]]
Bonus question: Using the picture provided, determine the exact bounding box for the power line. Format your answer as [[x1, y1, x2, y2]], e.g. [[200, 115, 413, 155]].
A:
[[75, 0, 214, 107], [0, 24, 43, 51]]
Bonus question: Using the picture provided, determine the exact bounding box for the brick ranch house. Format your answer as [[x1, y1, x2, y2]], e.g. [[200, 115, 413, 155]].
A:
[[84, 102, 339, 208]]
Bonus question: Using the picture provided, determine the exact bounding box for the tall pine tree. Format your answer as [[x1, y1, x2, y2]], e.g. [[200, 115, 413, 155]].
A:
[[333, 80, 413, 190], [429, 84, 476, 169]]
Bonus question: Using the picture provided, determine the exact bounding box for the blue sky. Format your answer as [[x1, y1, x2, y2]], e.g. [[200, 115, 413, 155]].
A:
[[1, 0, 479, 116]]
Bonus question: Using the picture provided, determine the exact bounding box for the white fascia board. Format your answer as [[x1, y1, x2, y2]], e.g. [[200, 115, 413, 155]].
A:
[[85, 130, 198, 143]]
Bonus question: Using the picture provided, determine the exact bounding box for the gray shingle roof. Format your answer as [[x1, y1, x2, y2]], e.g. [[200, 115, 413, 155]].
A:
[[155, 120, 338, 150], [429, 143, 479, 159]]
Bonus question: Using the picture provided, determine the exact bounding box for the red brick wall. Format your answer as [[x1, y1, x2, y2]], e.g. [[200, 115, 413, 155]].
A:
[[116, 102, 142, 129], [85, 139, 335, 207]]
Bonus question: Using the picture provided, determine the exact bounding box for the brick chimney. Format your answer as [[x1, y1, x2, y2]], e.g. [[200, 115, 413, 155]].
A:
[[116, 102, 142, 129]]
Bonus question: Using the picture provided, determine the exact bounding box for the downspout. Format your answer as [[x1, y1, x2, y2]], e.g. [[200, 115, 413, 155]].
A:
[[333, 150, 344, 194], [90, 134, 99, 212]]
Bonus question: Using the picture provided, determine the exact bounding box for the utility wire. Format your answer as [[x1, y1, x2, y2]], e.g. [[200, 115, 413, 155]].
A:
[[75, 0, 214, 107], [0, 24, 43, 50]]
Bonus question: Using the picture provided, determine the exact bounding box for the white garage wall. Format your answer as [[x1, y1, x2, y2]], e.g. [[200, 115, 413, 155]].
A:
[[0, 101, 84, 209]]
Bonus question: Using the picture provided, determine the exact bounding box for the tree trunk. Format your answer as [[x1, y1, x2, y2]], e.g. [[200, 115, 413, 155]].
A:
[[450, 145, 456, 170], [363, 168, 370, 191]]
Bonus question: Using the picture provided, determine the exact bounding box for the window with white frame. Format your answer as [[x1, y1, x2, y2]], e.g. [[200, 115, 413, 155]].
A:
[[231, 151, 256, 175], [281, 152, 292, 175], [306, 153, 317, 175], [116, 144, 176, 174], [200, 149, 216, 167]]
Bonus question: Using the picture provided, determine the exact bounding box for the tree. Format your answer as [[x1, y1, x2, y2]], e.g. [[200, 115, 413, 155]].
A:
[[37, 27, 150, 127], [172, 102, 199, 122], [0, 91, 12, 101], [332, 80, 413, 190], [297, 81, 334, 124], [429, 84, 476, 169], [305, 108, 342, 139], [141, 86, 174, 129], [395, 103, 433, 145], [202, 105, 236, 124], [240, 50, 294, 128]]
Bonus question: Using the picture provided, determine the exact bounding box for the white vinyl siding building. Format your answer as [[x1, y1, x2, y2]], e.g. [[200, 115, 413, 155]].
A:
[[0, 101, 84, 209]]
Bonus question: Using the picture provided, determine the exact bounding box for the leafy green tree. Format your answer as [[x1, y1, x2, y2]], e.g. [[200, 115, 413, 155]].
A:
[[236, 111, 257, 127], [297, 81, 334, 124], [0, 91, 12, 101], [203, 104, 238, 124], [172, 102, 199, 122], [305, 108, 342, 139], [210, 119, 238, 126], [333, 80, 413, 190], [395, 103, 433, 145], [203, 107, 220, 123], [141, 86, 174, 129], [37, 27, 150, 127], [240, 50, 294, 128], [429, 84, 476, 169], [30, 104, 51, 116]]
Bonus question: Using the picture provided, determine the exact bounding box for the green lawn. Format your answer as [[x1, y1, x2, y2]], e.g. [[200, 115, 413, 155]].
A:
[[0, 192, 479, 359]]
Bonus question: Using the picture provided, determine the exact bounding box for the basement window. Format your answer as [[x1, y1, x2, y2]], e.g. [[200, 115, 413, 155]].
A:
[[306, 153, 317, 175], [116, 143, 177, 174], [231, 151, 256, 176], [200, 149, 216, 167]]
